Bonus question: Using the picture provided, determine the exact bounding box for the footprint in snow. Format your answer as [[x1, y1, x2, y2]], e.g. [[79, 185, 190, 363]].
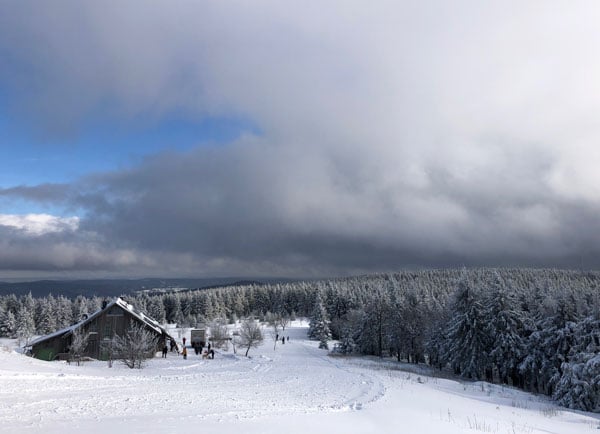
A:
[[349, 402, 363, 411]]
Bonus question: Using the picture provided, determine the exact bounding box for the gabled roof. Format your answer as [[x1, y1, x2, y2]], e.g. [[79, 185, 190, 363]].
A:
[[29, 297, 171, 347], [113, 297, 165, 335], [28, 323, 79, 347]]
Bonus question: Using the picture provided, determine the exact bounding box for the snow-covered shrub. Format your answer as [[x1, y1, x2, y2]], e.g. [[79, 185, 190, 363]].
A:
[[111, 322, 158, 369]]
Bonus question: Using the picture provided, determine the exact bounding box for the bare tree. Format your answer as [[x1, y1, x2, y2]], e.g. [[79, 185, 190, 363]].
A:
[[231, 331, 239, 354], [270, 322, 279, 350], [69, 328, 90, 366], [112, 322, 158, 369], [277, 314, 290, 331], [209, 318, 230, 350], [239, 318, 263, 357]]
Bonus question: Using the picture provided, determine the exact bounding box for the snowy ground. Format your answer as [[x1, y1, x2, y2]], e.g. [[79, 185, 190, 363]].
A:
[[1, 321, 598, 434]]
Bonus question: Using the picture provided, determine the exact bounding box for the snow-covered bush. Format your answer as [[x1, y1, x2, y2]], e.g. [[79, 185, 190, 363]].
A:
[[111, 322, 158, 369], [69, 328, 90, 366]]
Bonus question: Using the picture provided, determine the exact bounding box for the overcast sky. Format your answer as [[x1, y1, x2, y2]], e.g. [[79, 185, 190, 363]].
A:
[[1, 1, 600, 280]]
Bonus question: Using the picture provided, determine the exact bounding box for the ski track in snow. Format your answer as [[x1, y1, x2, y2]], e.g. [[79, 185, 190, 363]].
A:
[[1, 324, 599, 434], [0, 326, 385, 430]]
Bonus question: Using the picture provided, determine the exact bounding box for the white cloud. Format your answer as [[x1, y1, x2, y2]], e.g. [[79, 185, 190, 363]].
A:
[[0, 214, 79, 236]]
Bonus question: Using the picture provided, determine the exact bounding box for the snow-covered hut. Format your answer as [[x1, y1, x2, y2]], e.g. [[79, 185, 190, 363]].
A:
[[29, 297, 174, 361]]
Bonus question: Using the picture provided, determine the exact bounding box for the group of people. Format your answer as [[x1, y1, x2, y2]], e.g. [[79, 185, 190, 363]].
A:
[[191, 340, 207, 355], [161, 339, 179, 358], [276, 334, 290, 344], [179, 337, 214, 360], [163, 333, 291, 359]]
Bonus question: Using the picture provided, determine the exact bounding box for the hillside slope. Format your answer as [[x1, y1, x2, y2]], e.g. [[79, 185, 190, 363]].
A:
[[0, 322, 597, 434]]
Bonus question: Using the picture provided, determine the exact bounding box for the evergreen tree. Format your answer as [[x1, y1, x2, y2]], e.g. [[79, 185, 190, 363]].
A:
[[16, 306, 35, 346], [147, 297, 166, 324], [333, 309, 362, 355], [390, 286, 425, 363], [355, 288, 390, 357], [5, 311, 16, 338], [162, 295, 181, 324], [485, 274, 525, 385], [0, 308, 9, 337], [71, 296, 89, 323], [309, 291, 331, 349], [521, 296, 577, 395], [36, 296, 57, 335], [444, 276, 490, 379], [426, 311, 450, 370], [55, 296, 73, 328], [553, 316, 600, 411]]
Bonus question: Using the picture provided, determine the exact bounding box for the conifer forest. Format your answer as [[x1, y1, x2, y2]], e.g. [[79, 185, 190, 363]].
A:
[[1, 268, 599, 412]]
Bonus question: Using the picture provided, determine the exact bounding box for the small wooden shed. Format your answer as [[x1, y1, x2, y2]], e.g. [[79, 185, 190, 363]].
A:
[[29, 297, 175, 361]]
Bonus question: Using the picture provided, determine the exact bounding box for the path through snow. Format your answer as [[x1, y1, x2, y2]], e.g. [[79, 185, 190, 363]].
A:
[[0, 323, 598, 434]]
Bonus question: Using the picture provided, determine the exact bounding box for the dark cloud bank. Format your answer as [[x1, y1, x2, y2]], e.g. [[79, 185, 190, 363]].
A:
[[1, 1, 600, 278]]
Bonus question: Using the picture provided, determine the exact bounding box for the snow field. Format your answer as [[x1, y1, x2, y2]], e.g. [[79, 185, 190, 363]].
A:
[[0, 322, 598, 434]]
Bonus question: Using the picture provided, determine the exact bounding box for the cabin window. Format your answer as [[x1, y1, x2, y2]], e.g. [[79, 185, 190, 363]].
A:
[[103, 323, 112, 338]]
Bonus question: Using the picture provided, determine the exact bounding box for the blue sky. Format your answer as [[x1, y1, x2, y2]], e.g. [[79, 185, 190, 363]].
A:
[[0, 104, 257, 215], [0, 107, 256, 187]]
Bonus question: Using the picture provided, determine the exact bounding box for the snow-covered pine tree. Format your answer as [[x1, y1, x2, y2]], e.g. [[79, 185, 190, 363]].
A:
[[0, 307, 9, 337], [355, 287, 390, 357], [6, 310, 16, 338], [444, 275, 490, 379], [521, 291, 578, 395], [147, 297, 166, 324], [162, 294, 181, 324], [16, 306, 35, 346], [308, 291, 331, 349], [394, 286, 426, 363], [553, 316, 600, 411], [426, 311, 450, 370], [484, 274, 525, 385], [55, 296, 73, 329], [35, 296, 57, 335], [333, 309, 362, 355]]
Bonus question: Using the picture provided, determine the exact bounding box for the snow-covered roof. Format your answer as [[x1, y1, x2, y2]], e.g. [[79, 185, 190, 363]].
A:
[[29, 323, 78, 347], [29, 297, 172, 347], [113, 297, 164, 335]]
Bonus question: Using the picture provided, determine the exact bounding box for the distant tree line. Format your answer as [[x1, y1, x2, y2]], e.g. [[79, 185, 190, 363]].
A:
[[0, 268, 599, 412]]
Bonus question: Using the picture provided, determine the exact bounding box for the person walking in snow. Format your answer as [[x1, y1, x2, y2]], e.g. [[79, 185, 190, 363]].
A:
[[162, 344, 168, 358], [182, 346, 187, 360]]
